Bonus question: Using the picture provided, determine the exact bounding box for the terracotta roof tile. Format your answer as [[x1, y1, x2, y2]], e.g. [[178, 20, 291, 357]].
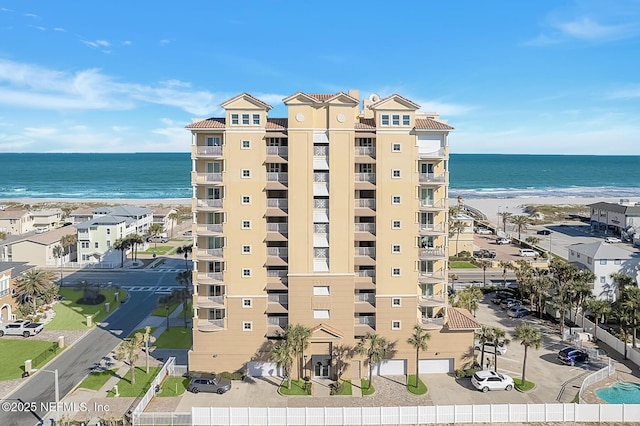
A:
[[415, 118, 454, 130], [355, 118, 376, 129], [310, 323, 344, 338], [220, 92, 273, 110], [266, 118, 288, 130], [185, 118, 225, 129], [447, 307, 482, 330], [304, 93, 338, 102], [370, 93, 420, 109]]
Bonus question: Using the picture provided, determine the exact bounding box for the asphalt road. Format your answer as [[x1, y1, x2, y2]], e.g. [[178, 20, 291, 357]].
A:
[[0, 268, 183, 426]]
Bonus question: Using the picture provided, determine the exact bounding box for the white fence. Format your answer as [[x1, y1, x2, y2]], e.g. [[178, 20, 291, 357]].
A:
[[193, 404, 640, 425], [579, 362, 615, 404], [136, 412, 191, 426], [131, 357, 176, 425]]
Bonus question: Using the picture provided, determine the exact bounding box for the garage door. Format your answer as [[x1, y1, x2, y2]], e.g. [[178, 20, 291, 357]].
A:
[[372, 359, 406, 376], [419, 358, 453, 374], [247, 361, 282, 377]]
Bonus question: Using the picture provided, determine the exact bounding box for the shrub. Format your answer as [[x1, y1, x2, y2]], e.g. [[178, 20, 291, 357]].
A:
[[219, 371, 244, 381], [329, 381, 343, 395]]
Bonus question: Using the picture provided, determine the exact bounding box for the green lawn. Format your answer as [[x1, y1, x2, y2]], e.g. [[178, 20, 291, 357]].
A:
[[514, 378, 535, 391], [333, 380, 352, 396], [449, 261, 477, 269], [78, 369, 117, 390], [154, 327, 192, 349], [361, 379, 375, 395], [139, 245, 173, 255], [279, 379, 310, 396], [0, 340, 61, 380], [151, 302, 180, 317], [107, 366, 161, 397], [157, 376, 190, 397], [407, 375, 428, 395], [46, 288, 128, 330]]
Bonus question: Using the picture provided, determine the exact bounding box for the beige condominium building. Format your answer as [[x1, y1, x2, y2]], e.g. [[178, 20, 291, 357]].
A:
[[186, 90, 480, 380]]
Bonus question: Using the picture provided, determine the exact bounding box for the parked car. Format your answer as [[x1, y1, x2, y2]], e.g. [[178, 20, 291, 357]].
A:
[[182, 230, 193, 237], [474, 341, 507, 355], [508, 306, 531, 318], [491, 291, 513, 304], [519, 249, 537, 257], [187, 375, 232, 394], [474, 249, 497, 259], [35, 228, 49, 234], [558, 347, 589, 366], [496, 237, 512, 245], [604, 236, 621, 243], [471, 370, 514, 392], [147, 235, 169, 243], [536, 229, 551, 235], [500, 299, 520, 310], [0, 320, 44, 337], [475, 227, 493, 235]]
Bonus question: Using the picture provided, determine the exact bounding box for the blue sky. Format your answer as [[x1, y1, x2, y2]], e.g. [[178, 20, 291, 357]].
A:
[[1, 0, 639, 154]]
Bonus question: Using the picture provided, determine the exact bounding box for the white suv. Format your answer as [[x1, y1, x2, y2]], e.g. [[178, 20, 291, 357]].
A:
[[471, 370, 514, 392]]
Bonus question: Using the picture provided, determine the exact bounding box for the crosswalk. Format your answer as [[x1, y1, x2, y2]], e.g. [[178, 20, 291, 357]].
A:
[[145, 268, 185, 273], [121, 285, 180, 294]]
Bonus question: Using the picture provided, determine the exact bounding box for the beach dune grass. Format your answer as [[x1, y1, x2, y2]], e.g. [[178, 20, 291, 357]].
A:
[[78, 369, 118, 390], [47, 288, 127, 330], [0, 340, 60, 380], [107, 366, 161, 398]]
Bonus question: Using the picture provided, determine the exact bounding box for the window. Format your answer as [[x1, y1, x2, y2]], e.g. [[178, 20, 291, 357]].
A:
[[242, 298, 252, 308], [242, 268, 252, 277], [241, 140, 251, 149], [392, 298, 401, 307], [242, 321, 253, 331], [392, 245, 401, 253], [381, 114, 389, 126], [392, 169, 401, 178], [600, 259, 607, 265], [252, 114, 260, 125], [207, 136, 221, 146], [242, 245, 251, 254], [313, 309, 330, 319], [392, 320, 401, 330], [242, 220, 251, 229], [615, 259, 621, 265], [392, 115, 400, 125], [241, 169, 251, 178], [313, 286, 330, 296], [106, 240, 111, 248], [600, 276, 606, 283], [231, 114, 239, 125], [587, 257, 592, 264], [402, 115, 410, 126], [242, 195, 251, 205], [392, 196, 401, 204], [81, 241, 89, 249], [94, 242, 99, 249], [392, 143, 401, 152], [392, 267, 401, 276], [392, 220, 401, 229], [242, 114, 250, 125]]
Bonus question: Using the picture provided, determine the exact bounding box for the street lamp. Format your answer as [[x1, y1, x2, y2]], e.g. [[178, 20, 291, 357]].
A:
[[303, 355, 307, 379], [41, 369, 59, 423]]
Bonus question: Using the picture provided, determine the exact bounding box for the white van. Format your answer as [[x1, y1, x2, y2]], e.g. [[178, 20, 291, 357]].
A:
[[519, 249, 537, 257]]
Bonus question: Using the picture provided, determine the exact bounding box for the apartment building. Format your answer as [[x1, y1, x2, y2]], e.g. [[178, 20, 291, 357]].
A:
[[186, 91, 479, 379]]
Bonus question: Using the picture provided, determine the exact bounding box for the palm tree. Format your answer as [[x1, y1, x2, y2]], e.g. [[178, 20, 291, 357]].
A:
[[284, 324, 312, 380], [532, 271, 552, 318], [168, 211, 180, 238], [14, 269, 55, 313], [475, 259, 492, 287], [620, 286, 640, 349], [142, 326, 156, 374], [53, 245, 64, 284], [148, 223, 165, 249], [499, 211, 512, 233], [509, 215, 529, 241], [610, 272, 635, 296], [498, 261, 512, 286], [550, 292, 573, 336], [569, 276, 595, 321], [76, 280, 99, 304], [271, 340, 295, 389], [513, 324, 542, 385], [113, 238, 130, 268], [490, 327, 510, 372], [406, 324, 430, 387], [585, 298, 611, 342], [611, 302, 633, 360], [116, 333, 144, 385], [455, 286, 483, 317], [175, 270, 192, 328], [61, 234, 77, 258], [176, 244, 193, 270], [157, 294, 173, 330], [475, 325, 495, 367], [449, 220, 468, 256], [355, 332, 392, 389], [126, 234, 145, 262], [525, 236, 540, 247]]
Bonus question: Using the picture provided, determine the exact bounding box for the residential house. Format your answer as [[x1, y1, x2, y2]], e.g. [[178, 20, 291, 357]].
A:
[[0, 261, 31, 322], [69, 207, 94, 224], [0, 208, 33, 235], [186, 90, 480, 380], [448, 213, 474, 257], [568, 241, 640, 302], [152, 207, 177, 237], [29, 209, 63, 231], [10, 226, 77, 267], [589, 200, 640, 241]]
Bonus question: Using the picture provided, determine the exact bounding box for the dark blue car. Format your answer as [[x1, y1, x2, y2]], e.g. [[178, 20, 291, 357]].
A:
[[558, 347, 589, 366]]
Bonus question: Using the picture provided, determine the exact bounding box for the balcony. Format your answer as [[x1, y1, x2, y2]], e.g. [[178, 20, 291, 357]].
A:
[[419, 294, 446, 307], [197, 224, 223, 235], [355, 247, 376, 266], [354, 293, 376, 313], [266, 270, 288, 291], [418, 270, 446, 284], [266, 316, 288, 337], [419, 223, 446, 235], [197, 295, 224, 308], [266, 173, 288, 189], [197, 272, 223, 284], [418, 147, 446, 159], [197, 318, 225, 332], [354, 198, 376, 215], [419, 173, 446, 183], [266, 198, 288, 217], [196, 146, 223, 157], [197, 248, 224, 260], [266, 247, 288, 266], [421, 316, 445, 330], [418, 247, 446, 260], [266, 223, 288, 242], [195, 172, 223, 184], [354, 316, 376, 335], [266, 146, 288, 162], [195, 199, 223, 212], [354, 173, 376, 189], [355, 269, 376, 290], [355, 146, 376, 158], [419, 199, 447, 210], [266, 294, 288, 314], [354, 223, 376, 241]]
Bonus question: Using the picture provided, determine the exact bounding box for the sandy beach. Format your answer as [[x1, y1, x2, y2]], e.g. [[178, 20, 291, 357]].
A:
[[0, 198, 191, 208]]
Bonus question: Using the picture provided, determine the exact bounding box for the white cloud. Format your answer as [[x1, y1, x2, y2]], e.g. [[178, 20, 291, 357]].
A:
[[82, 39, 111, 49], [556, 17, 638, 41], [53, 27, 66, 32], [23, 127, 58, 137], [160, 39, 171, 45], [24, 13, 38, 18], [604, 85, 640, 99], [96, 40, 110, 47], [122, 40, 132, 45]]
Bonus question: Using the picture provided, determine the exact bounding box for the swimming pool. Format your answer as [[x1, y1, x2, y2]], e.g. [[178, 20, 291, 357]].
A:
[[596, 382, 640, 404]]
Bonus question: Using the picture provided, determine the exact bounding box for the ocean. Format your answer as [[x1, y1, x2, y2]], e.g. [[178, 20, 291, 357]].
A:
[[0, 153, 639, 200]]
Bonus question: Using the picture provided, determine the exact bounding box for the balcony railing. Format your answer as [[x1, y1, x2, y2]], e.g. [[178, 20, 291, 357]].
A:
[[354, 199, 376, 209], [198, 224, 223, 233], [356, 247, 376, 257], [313, 173, 329, 183], [419, 199, 446, 208], [267, 223, 288, 234], [354, 173, 376, 183], [267, 199, 288, 209], [420, 294, 446, 304], [197, 319, 225, 330], [267, 270, 288, 279], [355, 223, 376, 233], [268, 294, 289, 305], [197, 172, 222, 182], [266, 146, 288, 158], [197, 295, 224, 306], [355, 147, 376, 157], [268, 316, 289, 327], [196, 199, 223, 208], [198, 272, 223, 283], [267, 247, 288, 259], [419, 247, 445, 258], [421, 317, 445, 327], [354, 316, 376, 326], [419, 223, 445, 233], [196, 146, 222, 156], [266, 173, 288, 183], [419, 173, 446, 183], [419, 270, 446, 281], [199, 248, 223, 258], [418, 147, 446, 158], [357, 270, 376, 278], [314, 146, 328, 156], [355, 293, 375, 304]]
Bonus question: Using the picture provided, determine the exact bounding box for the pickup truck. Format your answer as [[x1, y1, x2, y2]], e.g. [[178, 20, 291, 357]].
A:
[[0, 320, 44, 337]]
